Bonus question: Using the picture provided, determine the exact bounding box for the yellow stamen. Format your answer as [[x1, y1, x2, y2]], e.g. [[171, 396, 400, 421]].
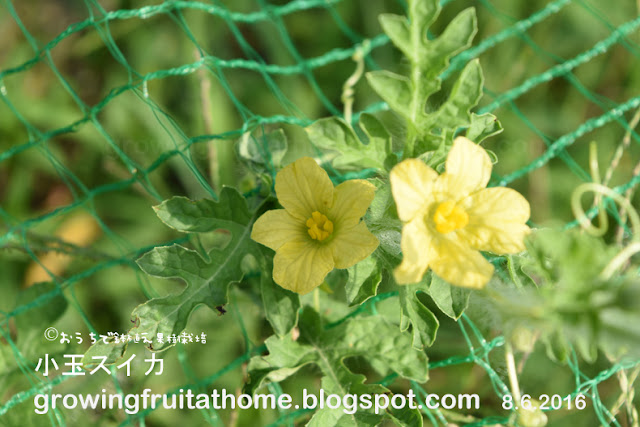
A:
[[306, 211, 334, 241], [433, 200, 469, 234]]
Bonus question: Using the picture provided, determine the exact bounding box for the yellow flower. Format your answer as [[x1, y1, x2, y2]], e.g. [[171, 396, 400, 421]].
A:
[[251, 157, 379, 294], [390, 136, 530, 289]]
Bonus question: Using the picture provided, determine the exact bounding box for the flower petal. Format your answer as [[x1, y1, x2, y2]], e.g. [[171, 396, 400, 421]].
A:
[[329, 180, 376, 228], [275, 157, 334, 221], [273, 240, 334, 295], [251, 209, 306, 251], [390, 158, 438, 221], [394, 218, 432, 284], [458, 187, 531, 254], [429, 236, 494, 289], [330, 221, 379, 269], [442, 136, 492, 198]]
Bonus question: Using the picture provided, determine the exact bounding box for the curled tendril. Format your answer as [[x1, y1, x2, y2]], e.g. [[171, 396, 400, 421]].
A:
[[571, 142, 640, 280], [341, 39, 369, 126], [571, 183, 639, 240]]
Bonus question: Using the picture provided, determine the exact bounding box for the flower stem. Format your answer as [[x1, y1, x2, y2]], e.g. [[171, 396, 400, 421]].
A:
[[507, 255, 523, 289], [313, 288, 320, 313]]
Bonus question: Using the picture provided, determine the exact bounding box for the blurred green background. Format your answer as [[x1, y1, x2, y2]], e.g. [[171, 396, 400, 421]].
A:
[[1, 0, 639, 426]]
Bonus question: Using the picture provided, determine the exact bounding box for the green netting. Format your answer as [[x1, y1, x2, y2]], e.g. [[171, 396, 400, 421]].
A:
[[1, 0, 639, 426]]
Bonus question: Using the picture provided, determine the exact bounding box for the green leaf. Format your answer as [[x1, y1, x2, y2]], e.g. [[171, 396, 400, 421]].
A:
[[261, 256, 300, 336], [82, 339, 127, 367], [366, 71, 412, 120], [379, 14, 411, 59], [524, 228, 617, 286], [399, 281, 439, 349], [388, 404, 424, 427], [308, 406, 384, 427], [419, 8, 477, 76], [306, 117, 388, 170], [359, 113, 392, 158], [153, 187, 251, 233], [409, 0, 440, 36], [236, 129, 287, 172], [134, 187, 257, 351], [367, 181, 403, 273], [466, 112, 503, 142], [429, 274, 470, 320], [245, 309, 428, 414], [371, 0, 489, 159], [599, 296, 640, 358], [487, 229, 640, 362], [428, 59, 483, 130], [367, 179, 395, 223], [345, 256, 381, 306]]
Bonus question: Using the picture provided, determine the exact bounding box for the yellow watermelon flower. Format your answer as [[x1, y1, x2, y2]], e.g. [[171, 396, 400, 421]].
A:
[[390, 136, 530, 289], [251, 157, 379, 294]]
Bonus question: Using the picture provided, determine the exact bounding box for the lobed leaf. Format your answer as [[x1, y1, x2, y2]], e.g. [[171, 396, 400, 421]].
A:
[[306, 117, 389, 170], [91, 187, 259, 354], [487, 229, 640, 362], [418, 8, 477, 77], [466, 112, 503, 143], [345, 256, 381, 306], [428, 59, 483, 130], [399, 281, 439, 349], [379, 14, 411, 59], [245, 308, 428, 420], [153, 187, 251, 233], [429, 274, 470, 320], [369, 0, 500, 160], [366, 71, 413, 120]]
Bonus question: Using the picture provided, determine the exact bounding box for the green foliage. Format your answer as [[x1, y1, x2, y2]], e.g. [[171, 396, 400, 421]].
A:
[[245, 308, 426, 425], [260, 254, 300, 337], [236, 130, 288, 174], [2, 283, 69, 385], [305, 115, 390, 171], [488, 229, 640, 363], [396, 274, 469, 350], [83, 188, 259, 357], [1, 0, 634, 425], [133, 188, 257, 352], [428, 274, 470, 321], [399, 281, 439, 349], [368, 0, 501, 163], [345, 256, 381, 306]]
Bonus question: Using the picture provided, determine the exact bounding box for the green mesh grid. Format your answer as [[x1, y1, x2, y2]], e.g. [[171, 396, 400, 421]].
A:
[[1, 0, 639, 426]]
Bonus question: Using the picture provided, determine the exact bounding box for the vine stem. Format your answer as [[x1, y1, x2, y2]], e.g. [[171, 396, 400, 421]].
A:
[[506, 255, 523, 289], [505, 342, 522, 404], [600, 242, 640, 281], [195, 49, 219, 193]]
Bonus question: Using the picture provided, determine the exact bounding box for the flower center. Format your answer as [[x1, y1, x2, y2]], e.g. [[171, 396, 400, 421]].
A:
[[433, 200, 469, 234], [306, 211, 334, 241]]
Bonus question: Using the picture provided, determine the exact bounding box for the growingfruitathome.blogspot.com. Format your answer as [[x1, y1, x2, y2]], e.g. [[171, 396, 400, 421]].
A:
[[33, 388, 480, 415]]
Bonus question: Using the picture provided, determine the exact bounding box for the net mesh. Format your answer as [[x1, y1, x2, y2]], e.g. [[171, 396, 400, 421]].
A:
[[1, 0, 639, 425]]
